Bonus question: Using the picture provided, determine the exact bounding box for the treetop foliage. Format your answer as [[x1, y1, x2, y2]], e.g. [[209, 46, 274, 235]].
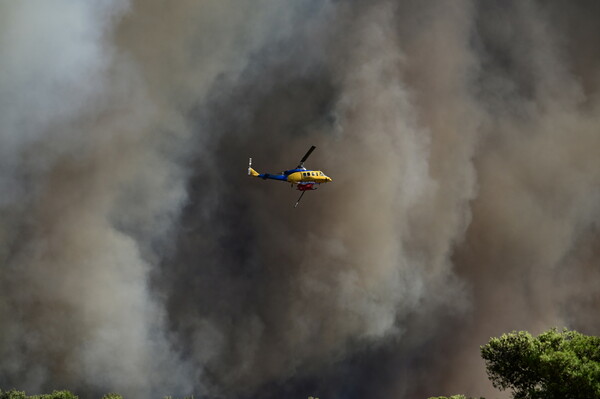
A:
[[481, 328, 600, 399], [0, 391, 198, 399], [0, 391, 78, 399]]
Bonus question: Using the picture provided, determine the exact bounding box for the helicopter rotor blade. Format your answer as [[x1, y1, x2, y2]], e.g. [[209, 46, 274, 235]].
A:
[[297, 145, 316, 168]]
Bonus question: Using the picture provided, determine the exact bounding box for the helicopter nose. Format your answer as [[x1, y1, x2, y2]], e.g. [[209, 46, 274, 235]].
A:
[[327, 176, 332, 182]]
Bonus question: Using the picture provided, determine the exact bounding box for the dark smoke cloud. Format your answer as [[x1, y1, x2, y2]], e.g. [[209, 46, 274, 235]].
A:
[[1, 1, 599, 398]]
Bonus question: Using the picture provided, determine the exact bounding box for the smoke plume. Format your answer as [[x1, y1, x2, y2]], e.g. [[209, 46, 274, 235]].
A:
[[1, 1, 599, 398]]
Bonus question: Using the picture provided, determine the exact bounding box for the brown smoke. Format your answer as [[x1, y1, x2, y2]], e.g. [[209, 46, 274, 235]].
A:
[[0, 1, 599, 398]]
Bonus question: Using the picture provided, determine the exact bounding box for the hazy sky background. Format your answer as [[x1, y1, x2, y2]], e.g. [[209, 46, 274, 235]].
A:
[[0, 1, 599, 398]]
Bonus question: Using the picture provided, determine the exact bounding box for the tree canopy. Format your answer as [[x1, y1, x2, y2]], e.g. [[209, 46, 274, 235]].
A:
[[0, 391, 196, 399], [481, 329, 600, 399], [0, 391, 78, 399], [430, 328, 600, 399]]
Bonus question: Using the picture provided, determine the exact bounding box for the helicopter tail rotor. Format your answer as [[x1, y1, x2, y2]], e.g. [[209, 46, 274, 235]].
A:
[[248, 158, 259, 177]]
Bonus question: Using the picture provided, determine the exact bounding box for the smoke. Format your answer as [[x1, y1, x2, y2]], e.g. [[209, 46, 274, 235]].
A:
[[0, 1, 599, 398]]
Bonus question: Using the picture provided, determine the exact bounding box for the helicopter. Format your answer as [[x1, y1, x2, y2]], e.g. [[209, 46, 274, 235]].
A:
[[248, 145, 332, 207]]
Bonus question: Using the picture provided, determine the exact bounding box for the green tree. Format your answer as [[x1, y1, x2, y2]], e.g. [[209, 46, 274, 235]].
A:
[[0, 390, 27, 399], [481, 329, 600, 399], [0, 391, 77, 399]]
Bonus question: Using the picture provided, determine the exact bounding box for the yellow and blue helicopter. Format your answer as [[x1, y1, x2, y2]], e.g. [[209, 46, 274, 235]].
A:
[[248, 145, 332, 207]]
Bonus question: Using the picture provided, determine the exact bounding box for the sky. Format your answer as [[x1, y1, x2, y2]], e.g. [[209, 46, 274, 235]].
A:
[[0, 1, 599, 398]]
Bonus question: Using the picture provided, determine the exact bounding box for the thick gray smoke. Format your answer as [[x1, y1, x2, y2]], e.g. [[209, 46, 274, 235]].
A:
[[1, 1, 599, 398]]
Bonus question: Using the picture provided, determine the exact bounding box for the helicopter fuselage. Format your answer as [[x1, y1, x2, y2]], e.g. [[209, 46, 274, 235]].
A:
[[254, 168, 331, 190], [285, 168, 332, 185]]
